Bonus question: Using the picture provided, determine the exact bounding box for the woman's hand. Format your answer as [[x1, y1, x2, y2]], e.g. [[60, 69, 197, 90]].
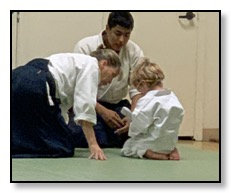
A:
[[88, 144, 107, 160], [80, 120, 107, 160]]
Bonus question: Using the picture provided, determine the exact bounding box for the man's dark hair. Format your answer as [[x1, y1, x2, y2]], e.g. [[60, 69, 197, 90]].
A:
[[107, 12, 134, 30]]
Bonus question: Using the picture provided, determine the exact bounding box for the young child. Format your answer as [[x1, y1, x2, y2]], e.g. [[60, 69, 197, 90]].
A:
[[121, 58, 184, 160]]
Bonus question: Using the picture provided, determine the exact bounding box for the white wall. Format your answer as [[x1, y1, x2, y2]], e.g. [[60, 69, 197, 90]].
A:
[[15, 12, 104, 66], [203, 12, 219, 129]]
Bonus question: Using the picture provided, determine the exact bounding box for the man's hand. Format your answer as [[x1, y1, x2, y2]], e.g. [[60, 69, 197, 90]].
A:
[[102, 109, 125, 128], [114, 117, 129, 135], [96, 103, 124, 129]]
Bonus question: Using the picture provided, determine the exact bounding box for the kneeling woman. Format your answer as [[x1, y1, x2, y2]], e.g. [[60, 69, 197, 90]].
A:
[[12, 47, 121, 160]]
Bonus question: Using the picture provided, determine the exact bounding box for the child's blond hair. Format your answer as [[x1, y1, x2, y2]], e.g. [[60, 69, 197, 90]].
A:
[[130, 58, 165, 88]]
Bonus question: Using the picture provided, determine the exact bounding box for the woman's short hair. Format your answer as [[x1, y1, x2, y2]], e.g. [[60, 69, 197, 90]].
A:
[[90, 45, 121, 69]]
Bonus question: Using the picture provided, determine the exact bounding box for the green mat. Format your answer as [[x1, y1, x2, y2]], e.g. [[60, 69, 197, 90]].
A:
[[11, 144, 220, 182]]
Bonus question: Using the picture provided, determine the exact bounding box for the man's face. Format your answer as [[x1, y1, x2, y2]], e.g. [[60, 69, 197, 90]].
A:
[[106, 25, 132, 52]]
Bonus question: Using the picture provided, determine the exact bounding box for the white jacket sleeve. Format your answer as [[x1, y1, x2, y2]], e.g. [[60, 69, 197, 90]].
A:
[[73, 37, 99, 55], [128, 109, 152, 137], [128, 44, 144, 99], [73, 61, 99, 125], [74, 41, 90, 54]]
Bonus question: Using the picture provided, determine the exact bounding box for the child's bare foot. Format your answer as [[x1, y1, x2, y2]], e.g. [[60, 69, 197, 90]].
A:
[[168, 148, 180, 160], [144, 149, 169, 160]]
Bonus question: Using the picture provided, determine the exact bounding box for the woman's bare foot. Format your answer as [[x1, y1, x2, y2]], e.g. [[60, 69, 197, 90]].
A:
[[144, 149, 169, 160], [168, 148, 180, 160]]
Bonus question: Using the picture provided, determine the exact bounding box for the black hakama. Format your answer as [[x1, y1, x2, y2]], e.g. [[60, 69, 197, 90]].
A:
[[12, 59, 74, 158]]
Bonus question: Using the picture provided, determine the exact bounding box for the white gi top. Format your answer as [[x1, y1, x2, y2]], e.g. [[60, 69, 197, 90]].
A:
[[47, 53, 100, 125], [74, 31, 144, 103], [121, 89, 184, 158]]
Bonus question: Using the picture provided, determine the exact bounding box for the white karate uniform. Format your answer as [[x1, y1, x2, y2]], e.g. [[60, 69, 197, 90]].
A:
[[74, 31, 144, 103], [121, 89, 184, 158], [47, 53, 100, 125]]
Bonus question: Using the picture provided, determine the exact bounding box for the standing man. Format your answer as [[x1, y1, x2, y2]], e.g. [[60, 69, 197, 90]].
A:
[[69, 12, 144, 148]]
